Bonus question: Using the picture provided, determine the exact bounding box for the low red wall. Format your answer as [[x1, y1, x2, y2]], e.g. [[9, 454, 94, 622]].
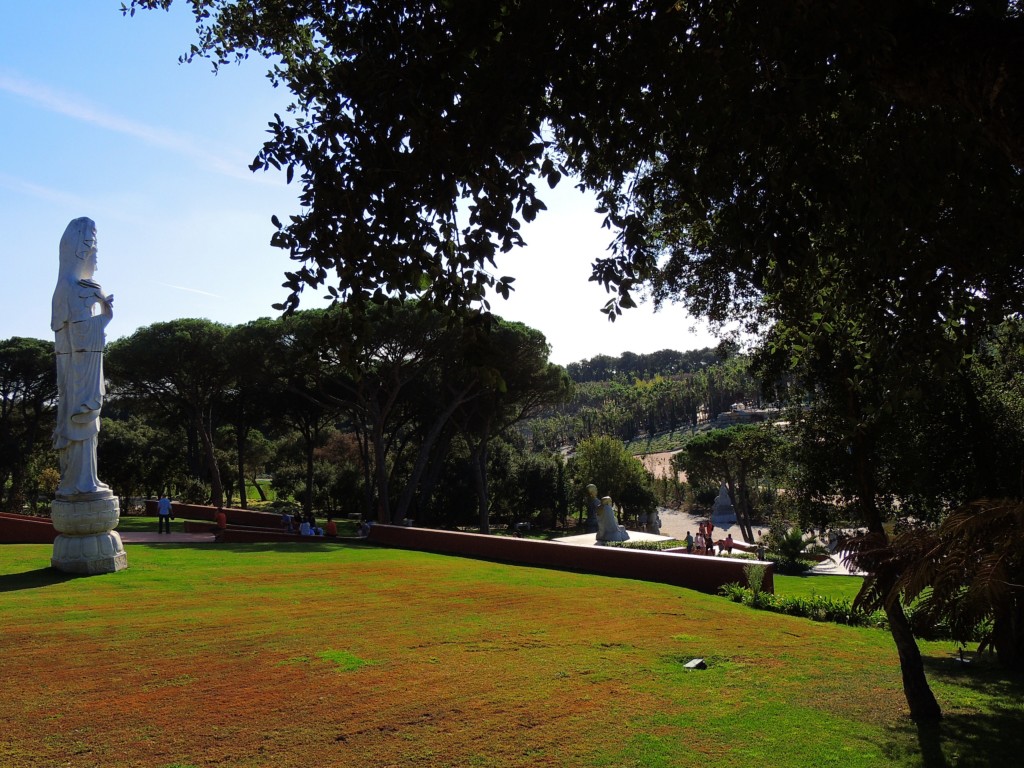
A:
[[366, 525, 773, 595], [143, 501, 284, 527], [183, 520, 218, 534], [0, 512, 58, 544]]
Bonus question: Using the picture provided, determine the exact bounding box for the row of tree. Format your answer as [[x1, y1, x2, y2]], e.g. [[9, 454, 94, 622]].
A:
[[0, 337, 58, 512], [564, 347, 724, 383], [4, 322, 680, 538], [105, 306, 575, 532], [1, 306, 573, 531]]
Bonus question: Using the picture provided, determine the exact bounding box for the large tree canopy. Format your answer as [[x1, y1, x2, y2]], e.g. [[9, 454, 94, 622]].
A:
[[127, 0, 1024, 326], [0, 337, 56, 510], [106, 319, 233, 507]]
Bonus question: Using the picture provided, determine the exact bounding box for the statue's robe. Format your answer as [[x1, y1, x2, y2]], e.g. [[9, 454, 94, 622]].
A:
[[52, 277, 110, 497]]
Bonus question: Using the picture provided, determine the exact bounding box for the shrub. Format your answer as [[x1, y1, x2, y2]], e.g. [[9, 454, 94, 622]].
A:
[[764, 522, 827, 574], [717, 583, 888, 629], [609, 539, 684, 551], [768, 557, 818, 575], [694, 487, 718, 507], [743, 562, 768, 596], [178, 478, 211, 505], [719, 582, 748, 602]]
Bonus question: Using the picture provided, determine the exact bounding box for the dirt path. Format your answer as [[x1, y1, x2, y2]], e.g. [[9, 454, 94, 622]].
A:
[[636, 450, 686, 482]]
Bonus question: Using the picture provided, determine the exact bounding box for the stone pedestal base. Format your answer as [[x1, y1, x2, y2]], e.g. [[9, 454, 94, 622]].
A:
[[50, 495, 128, 574], [711, 510, 737, 527]]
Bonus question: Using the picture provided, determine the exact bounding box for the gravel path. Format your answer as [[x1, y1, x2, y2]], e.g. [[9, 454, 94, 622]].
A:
[[119, 531, 216, 544]]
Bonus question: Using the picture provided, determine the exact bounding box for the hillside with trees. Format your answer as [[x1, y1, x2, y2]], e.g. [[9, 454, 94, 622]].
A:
[[526, 346, 763, 451]]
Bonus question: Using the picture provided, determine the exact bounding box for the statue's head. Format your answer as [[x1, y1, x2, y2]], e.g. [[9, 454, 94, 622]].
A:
[[59, 217, 98, 278]]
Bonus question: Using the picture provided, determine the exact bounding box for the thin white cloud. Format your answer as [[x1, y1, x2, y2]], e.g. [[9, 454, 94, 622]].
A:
[[0, 71, 271, 182], [153, 281, 222, 298], [0, 171, 89, 207]]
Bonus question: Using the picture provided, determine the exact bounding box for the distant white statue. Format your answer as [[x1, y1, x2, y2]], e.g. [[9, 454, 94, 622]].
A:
[[596, 496, 630, 543], [51, 217, 113, 498], [647, 508, 661, 535], [712, 483, 736, 526], [585, 483, 600, 532]]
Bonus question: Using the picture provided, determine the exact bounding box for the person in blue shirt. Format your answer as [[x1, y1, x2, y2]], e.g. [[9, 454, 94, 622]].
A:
[[157, 494, 173, 534]]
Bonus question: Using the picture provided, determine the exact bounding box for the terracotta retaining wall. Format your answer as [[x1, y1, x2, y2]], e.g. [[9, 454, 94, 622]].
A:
[[131, 503, 775, 594], [0, 512, 59, 544], [366, 524, 774, 595], [183, 520, 219, 534], [143, 501, 283, 528]]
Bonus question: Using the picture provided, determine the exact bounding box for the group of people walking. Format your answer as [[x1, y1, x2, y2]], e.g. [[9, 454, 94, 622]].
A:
[[684, 520, 735, 556]]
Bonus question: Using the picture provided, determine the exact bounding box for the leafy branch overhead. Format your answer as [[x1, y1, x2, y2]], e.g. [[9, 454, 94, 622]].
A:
[[125, 0, 1024, 332]]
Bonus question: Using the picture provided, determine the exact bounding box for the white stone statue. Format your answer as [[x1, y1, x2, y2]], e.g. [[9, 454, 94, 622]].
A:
[[647, 508, 661, 535], [49, 217, 126, 574], [596, 496, 630, 543], [584, 483, 600, 532], [51, 217, 113, 497]]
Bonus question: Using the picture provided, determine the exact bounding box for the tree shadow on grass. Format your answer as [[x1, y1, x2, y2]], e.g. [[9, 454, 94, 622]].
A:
[[923, 652, 1024, 704], [0, 567, 82, 593], [883, 707, 1024, 768], [881, 655, 1024, 767]]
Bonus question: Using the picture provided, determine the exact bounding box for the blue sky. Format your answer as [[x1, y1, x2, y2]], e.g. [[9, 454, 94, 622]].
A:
[[2, 1, 717, 365]]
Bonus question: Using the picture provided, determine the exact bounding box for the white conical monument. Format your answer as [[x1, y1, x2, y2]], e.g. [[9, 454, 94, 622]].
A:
[[596, 496, 630, 543], [711, 483, 737, 526]]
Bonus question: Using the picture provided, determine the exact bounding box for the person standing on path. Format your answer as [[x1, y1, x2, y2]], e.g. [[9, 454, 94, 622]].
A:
[[157, 494, 173, 534]]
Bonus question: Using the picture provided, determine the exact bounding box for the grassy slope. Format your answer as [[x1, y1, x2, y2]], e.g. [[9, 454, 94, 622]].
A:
[[0, 544, 1019, 768]]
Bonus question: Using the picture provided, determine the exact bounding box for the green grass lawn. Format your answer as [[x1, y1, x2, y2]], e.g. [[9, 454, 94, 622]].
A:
[[625, 428, 695, 455], [0, 543, 1019, 767], [115, 515, 165, 532], [244, 479, 277, 502], [774, 573, 865, 602]]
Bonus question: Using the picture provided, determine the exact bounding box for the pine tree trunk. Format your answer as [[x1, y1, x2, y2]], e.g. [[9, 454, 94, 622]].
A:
[[848, 405, 942, 721], [304, 440, 315, 517], [197, 410, 223, 509], [236, 428, 248, 509], [992, 598, 1024, 671], [881, 581, 942, 720], [473, 441, 490, 535], [250, 478, 267, 501]]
